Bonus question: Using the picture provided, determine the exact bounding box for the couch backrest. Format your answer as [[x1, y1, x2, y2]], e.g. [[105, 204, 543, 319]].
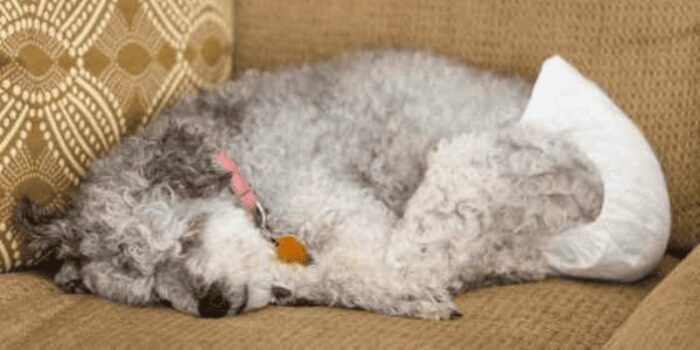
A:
[[234, 0, 700, 253], [0, 0, 234, 272]]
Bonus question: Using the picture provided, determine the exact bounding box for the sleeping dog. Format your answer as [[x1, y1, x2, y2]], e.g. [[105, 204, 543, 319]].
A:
[[17, 51, 603, 320]]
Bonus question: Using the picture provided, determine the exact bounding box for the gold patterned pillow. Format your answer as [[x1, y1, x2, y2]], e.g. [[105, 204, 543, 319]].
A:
[[0, 0, 233, 272]]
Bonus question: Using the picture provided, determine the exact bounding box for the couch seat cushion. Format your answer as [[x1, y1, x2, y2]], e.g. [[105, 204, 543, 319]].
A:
[[605, 247, 700, 349], [0, 256, 678, 349]]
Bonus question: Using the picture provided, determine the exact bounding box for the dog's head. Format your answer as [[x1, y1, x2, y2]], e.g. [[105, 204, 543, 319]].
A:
[[18, 191, 295, 318], [153, 197, 301, 318]]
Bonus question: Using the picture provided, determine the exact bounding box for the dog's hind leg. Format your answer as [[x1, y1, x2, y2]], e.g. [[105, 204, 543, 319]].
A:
[[388, 126, 604, 294]]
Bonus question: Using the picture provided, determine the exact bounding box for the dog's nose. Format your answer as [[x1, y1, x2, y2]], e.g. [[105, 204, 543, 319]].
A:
[[197, 283, 249, 318], [198, 283, 231, 318]]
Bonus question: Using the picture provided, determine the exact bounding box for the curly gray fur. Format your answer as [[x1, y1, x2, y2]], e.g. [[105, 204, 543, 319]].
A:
[[16, 50, 603, 320]]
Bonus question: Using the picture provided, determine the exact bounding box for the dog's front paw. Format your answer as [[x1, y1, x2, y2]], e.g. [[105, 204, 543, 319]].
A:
[[409, 300, 462, 321], [57, 277, 89, 294], [270, 285, 318, 306], [395, 294, 461, 321], [270, 283, 461, 321], [55, 261, 89, 294], [271, 286, 293, 304]]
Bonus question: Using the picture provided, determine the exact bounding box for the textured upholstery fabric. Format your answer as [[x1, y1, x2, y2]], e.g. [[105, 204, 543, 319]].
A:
[[2, 2, 697, 348], [234, 0, 700, 252], [0, 256, 679, 349], [0, 0, 234, 272], [604, 247, 700, 350]]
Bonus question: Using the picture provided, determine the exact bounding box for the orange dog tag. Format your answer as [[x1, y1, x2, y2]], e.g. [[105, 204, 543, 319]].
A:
[[275, 235, 309, 265]]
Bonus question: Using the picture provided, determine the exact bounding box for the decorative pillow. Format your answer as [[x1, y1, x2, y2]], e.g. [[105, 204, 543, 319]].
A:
[[522, 56, 671, 282], [0, 0, 233, 272]]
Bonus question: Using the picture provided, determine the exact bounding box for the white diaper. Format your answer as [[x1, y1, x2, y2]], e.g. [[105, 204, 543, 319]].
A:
[[521, 56, 671, 282]]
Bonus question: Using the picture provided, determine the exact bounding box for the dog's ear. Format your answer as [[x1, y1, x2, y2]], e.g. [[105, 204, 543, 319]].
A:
[[12, 196, 64, 251], [197, 282, 231, 318], [14, 197, 48, 229]]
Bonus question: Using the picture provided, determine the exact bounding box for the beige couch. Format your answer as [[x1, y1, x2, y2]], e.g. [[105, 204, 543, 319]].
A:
[[1, 1, 699, 348]]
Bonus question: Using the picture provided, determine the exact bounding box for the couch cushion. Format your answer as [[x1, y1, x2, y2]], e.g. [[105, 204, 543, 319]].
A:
[[604, 247, 700, 349], [0, 0, 234, 272], [234, 0, 700, 253], [0, 256, 678, 349]]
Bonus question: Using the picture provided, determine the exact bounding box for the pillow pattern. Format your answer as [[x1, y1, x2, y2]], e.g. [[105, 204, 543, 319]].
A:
[[0, 0, 233, 272]]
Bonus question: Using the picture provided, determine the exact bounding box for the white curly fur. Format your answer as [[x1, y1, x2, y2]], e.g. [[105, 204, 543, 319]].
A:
[[19, 50, 603, 320]]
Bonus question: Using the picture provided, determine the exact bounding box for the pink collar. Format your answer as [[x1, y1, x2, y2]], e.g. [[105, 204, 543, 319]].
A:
[[216, 151, 262, 220]]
